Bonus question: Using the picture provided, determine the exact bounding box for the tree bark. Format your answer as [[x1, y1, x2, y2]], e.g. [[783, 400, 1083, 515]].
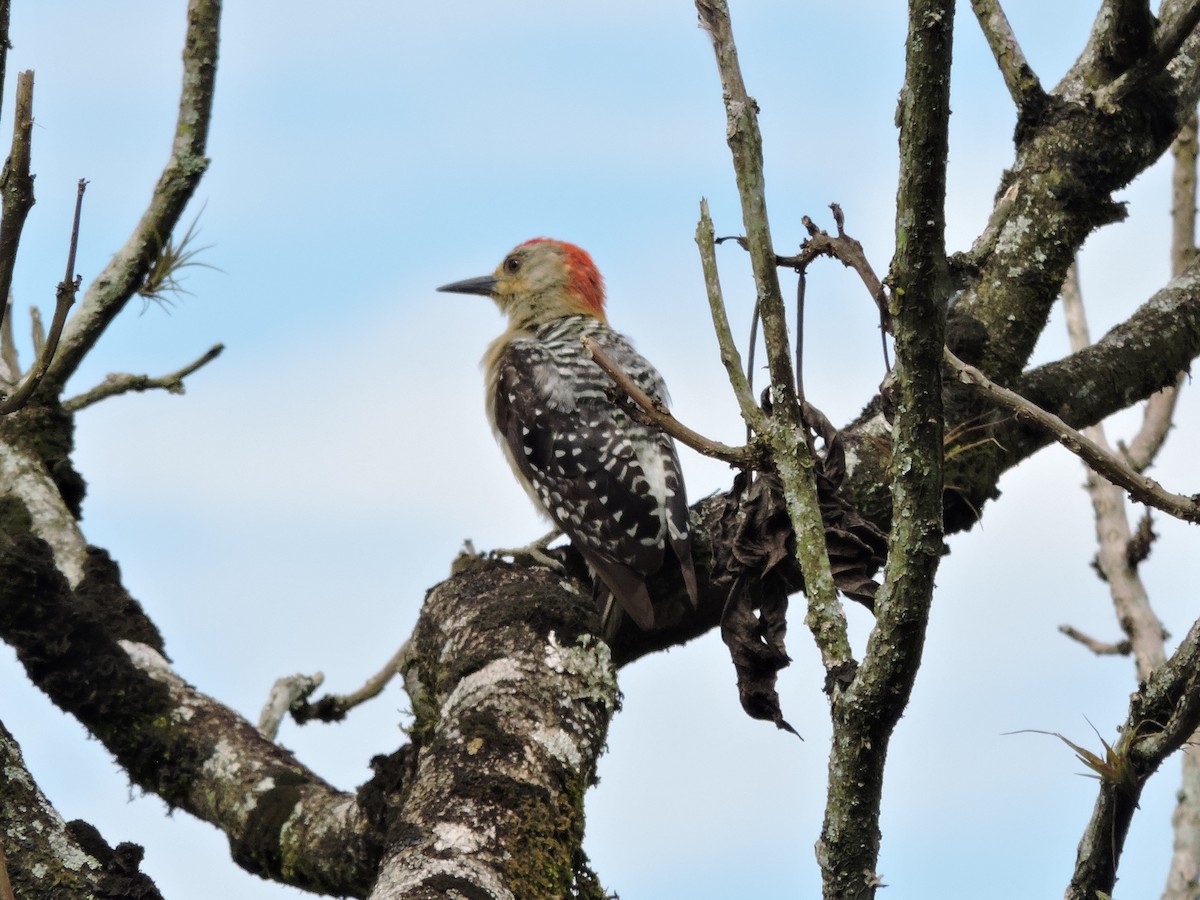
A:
[[7, 2, 1200, 898]]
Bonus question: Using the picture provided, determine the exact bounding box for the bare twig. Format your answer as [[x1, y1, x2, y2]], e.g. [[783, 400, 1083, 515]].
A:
[[1121, 112, 1198, 473], [0, 1, 11, 125], [290, 640, 415, 726], [795, 256, 805, 404], [945, 346, 1200, 524], [969, 0, 1046, 113], [695, 0, 798, 420], [0, 70, 34, 344], [778, 204, 892, 363], [1162, 105, 1200, 900], [725, 204, 894, 349], [695, 200, 765, 432], [1171, 112, 1199, 275], [0, 179, 86, 414], [583, 335, 758, 468], [1058, 624, 1132, 657], [63, 343, 224, 413]]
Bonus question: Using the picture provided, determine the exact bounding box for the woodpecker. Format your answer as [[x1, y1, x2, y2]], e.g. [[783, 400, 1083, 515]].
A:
[[438, 238, 698, 634]]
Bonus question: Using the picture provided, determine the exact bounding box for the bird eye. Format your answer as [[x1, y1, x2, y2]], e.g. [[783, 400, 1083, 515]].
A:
[[504, 255, 521, 273]]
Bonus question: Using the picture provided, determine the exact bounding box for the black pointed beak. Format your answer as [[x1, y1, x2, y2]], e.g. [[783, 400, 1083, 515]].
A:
[[437, 275, 498, 296]]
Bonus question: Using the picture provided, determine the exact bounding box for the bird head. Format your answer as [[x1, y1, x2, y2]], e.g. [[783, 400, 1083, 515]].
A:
[[438, 238, 607, 329]]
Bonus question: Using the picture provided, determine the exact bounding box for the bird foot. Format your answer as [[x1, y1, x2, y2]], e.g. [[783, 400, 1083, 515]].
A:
[[488, 529, 566, 573]]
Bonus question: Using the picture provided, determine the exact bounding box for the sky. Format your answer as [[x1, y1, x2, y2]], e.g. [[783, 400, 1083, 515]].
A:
[[0, 2, 1196, 898]]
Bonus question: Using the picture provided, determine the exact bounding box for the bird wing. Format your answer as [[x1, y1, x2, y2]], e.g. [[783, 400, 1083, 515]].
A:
[[492, 338, 674, 629], [586, 329, 698, 610]]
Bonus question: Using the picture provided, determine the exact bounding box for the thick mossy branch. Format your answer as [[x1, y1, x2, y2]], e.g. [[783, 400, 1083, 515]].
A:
[[955, 0, 1200, 385], [816, 3, 953, 899], [0, 497, 376, 896], [1000, 262, 1200, 471], [376, 561, 615, 900], [0, 716, 165, 900]]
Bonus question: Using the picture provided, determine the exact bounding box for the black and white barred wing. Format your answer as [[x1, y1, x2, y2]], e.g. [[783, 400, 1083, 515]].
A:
[[492, 336, 693, 630]]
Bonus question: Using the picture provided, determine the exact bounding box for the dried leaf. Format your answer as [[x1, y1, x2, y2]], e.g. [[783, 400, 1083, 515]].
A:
[[709, 405, 887, 734], [713, 472, 799, 735]]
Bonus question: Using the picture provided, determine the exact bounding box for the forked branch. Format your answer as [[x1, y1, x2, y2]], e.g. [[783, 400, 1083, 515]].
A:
[[0, 179, 87, 414], [38, 0, 221, 400]]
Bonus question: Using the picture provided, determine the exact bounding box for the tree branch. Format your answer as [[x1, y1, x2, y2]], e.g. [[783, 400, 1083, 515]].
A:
[[368, 562, 615, 900], [695, 198, 767, 432], [1066, 615, 1200, 899], [1057, 625, 1132, 656], [815, 3, 953, 898], [955, 0, 1200, 384], [945, 346, 1200, 524], [0, 179, 86, 415], [1160, 107, 1200, 900], [773, 204, 892, 326], [284, 639, 416, 729], [62, 342, 225, 412], [0, 495, 380, 896], [0, 69, 34, 352], [0, 1, 11, 127], [695, 0, 851, 695], [257, 671, 324, 739], [0, 298, 15, 384], [969, 0, 1045, 114], [37, 0, 221, 399], [1059, 264, 1167, 681], [1120, 112, 1199, 473], [0, 716, 164, 898], [996, 261, 1200, 476], [1096, 0, 1200, 109], [694, 0, 797, 416]]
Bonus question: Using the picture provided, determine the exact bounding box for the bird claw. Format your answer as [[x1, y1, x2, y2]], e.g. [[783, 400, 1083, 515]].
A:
[[488, 529, 566, 573]]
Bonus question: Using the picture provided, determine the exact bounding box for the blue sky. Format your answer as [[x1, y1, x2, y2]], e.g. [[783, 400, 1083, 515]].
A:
[[1, 2, 1195, 898]]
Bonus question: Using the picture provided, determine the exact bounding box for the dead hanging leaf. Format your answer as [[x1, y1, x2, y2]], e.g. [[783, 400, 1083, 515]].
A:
[[802, 403, 888, 607], [710, 405, 887, 735], [713, 472, 799, 736], [721, 571, 799, 737]]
